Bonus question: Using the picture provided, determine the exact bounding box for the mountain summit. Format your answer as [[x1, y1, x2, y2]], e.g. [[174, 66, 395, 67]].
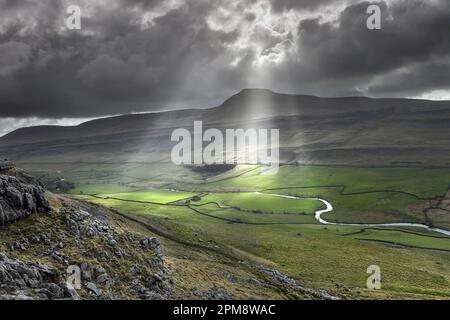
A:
[[1, 89, 450, 166]]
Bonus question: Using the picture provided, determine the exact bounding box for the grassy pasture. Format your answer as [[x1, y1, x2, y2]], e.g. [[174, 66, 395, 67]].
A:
[[95, 190, 196, 204], [207, 165, 450, 198], [75, 194, 450, 298], [344, 228, 450, 252], [267, 187, 426, 225], [63, 163, 450, 299], [195, 192, 324, 215]]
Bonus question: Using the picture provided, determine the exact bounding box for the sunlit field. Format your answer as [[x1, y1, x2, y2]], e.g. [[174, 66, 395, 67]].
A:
[[44, 163, 450, 299]]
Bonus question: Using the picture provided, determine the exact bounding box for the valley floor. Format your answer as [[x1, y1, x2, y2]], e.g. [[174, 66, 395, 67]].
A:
[[26, 163, 450, 299]]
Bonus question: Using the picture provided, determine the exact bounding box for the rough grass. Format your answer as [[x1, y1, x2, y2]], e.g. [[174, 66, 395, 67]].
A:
[[344, 228, 450, 251], [76, 194, 450, 299], [268, 187, 426, 225], [61, 164, 450, 299], [196, 192, 323, 215], [96, 190, 196, 204], [208, 165, 450, 198], [0, 195, 164, 300]]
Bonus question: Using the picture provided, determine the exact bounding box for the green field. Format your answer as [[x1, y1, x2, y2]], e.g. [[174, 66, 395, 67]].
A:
[[344, 228, 450, 252], [94, 190, 196, 204], [195, 192, 324, 215], [82, 193, 450, 298], [202, 165, 450, 197], [42, 163, 450, 299]]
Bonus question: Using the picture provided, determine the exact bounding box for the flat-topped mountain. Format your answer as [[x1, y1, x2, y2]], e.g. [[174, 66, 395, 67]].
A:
[[1, 89, 450, 166]]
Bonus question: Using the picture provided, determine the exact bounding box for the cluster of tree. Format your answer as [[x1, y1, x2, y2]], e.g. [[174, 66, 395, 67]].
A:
[[185, 164, 236, 174]]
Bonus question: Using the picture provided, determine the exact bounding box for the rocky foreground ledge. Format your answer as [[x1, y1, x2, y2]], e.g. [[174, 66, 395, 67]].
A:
[[0, 170, 170, 300], [0, 175, 50, 226], [0, 206, 170, 299]]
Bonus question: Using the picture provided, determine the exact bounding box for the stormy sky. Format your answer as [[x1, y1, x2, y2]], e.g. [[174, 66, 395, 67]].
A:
[[1, 0, 450, 134]]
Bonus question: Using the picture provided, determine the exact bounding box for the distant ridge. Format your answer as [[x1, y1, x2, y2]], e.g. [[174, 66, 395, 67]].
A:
[[3, 88, 450, 143], [1, 88, 450, 166]]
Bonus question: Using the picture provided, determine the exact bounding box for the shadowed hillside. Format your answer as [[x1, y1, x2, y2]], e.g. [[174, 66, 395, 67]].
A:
[[1, 89, 450, 166]]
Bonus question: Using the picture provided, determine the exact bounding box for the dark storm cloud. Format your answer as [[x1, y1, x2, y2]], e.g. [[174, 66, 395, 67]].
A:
[[270, 0, 335, 12], [0, 0, 450, 119], [0, 0, 239, 117], [296, 1, 450, 78], [122, 0, 163, 9], [368, 59, 450, 97], [287, 0, 450, 97]]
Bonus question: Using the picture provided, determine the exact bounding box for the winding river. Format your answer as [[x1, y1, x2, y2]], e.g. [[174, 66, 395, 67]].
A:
[[255, 192, 450, 237]]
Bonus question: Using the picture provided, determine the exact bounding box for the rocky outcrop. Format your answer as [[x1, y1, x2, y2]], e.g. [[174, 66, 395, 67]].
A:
[[0, 253, 76, 300], [64, 210, 169, 299], [1, 206, 170, 300], [0, 161, 14, 171], [0, 175, 50, 225], [243, 262, 340, 300], [0, 167, 170, 300]]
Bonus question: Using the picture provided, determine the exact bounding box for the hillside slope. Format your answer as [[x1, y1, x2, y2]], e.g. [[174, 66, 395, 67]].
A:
[[1, 89, 450, 167], [0, 166, 170, 299], [0, 164, 337, 300]]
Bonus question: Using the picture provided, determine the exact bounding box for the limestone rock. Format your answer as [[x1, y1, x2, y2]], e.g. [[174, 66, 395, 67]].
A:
[[0, 253, 71, 300], [0, 175, 50, 225]]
